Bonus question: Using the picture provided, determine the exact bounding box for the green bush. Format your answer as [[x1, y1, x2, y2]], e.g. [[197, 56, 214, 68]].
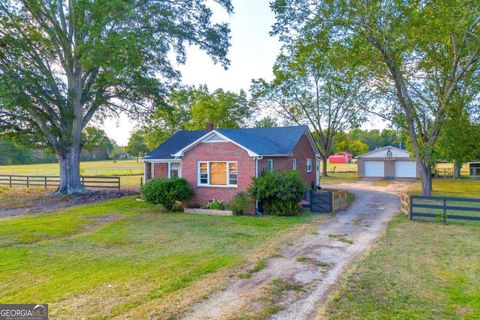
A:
[[205, 199, 225, 210], [249, 170, 306, 216], [141, 178, 194, 210], [229, 192, 255, 215]]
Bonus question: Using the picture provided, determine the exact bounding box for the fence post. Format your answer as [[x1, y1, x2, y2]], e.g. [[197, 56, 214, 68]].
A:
[[140, 176, 143, 188], [329, 191, 333, 214], [332, 192, 336, 213], [44, 176, 47, 189], [309, 190, 313, 211], [443, 198, 447, 224], [409, 195, 413, 220], [9, 175, 12, 188], [26, 176, 29, 188]]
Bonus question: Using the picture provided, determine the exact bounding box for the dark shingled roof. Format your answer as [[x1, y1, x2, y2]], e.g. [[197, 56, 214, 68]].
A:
[[144, 130, 207, 160], [144, 125, 311, 159]]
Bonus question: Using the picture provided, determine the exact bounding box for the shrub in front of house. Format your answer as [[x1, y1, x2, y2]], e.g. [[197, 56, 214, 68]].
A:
[[141, 178, 194, 211], [248, 170, 306, 216], [205, 199, 225, 210], [229, 192, 255, 215]]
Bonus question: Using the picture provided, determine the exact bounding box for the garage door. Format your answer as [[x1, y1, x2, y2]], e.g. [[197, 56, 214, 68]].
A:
[[364, 161, 385, 177], [395, 161, 417, 178]]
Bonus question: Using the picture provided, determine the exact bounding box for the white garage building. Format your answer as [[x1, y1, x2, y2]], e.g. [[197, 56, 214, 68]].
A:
[[357, 146, 419, 179]]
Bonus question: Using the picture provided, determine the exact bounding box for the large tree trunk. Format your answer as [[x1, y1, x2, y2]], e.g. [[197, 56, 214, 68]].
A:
[[56, 142, 85, 194], [321, 155, 328, 177], [453, 161, 462, 179], [419, 163, 433, 196], [56, 69, 86, 195]]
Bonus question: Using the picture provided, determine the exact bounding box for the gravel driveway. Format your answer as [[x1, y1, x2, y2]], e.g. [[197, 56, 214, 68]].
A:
[[182, 182, 403, 320]]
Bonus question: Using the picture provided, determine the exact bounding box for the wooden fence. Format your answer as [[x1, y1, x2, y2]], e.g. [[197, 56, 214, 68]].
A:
[[0, 175, 120, 190], [400, 193, 410, 216], [332, 191, 349, 213], [309, 191, 332, 213], [409, 195, 480, 223], [306, 190, 350, 213]]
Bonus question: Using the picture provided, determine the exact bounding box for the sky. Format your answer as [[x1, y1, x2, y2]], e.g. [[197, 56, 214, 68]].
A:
[[104, 0, 387, 145], [104, 0, 281, 145]]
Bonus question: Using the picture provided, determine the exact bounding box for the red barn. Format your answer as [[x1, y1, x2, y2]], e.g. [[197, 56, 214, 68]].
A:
[[143, 125, 320, 210], [328, 152, 353, 164]]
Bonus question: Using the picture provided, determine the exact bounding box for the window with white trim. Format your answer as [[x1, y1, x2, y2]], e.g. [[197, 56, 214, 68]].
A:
[[306, 159, 312, 173], [292, 159, 297, 170], [267, 159, 274, 172], [169, 162, 181, 178], [198, 161, 238, 187]]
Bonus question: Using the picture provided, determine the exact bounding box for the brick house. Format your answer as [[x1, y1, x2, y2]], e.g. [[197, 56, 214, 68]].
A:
[[143, 125, 320, 208]]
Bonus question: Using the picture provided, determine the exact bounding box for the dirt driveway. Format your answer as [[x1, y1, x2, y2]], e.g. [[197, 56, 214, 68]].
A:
[[182, 181, 405, 320]]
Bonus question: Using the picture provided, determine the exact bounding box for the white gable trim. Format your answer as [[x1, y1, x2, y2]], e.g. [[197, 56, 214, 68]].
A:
[[357, 146, 412, 158], [172, 130, 259, 157], [203, 132, 226, 142]]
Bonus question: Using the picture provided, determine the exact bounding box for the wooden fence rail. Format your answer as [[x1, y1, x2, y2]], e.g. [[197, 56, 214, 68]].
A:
[[0, 175, 120, 190], [305, 190, 350, 213], [410, 195, 480, 223]]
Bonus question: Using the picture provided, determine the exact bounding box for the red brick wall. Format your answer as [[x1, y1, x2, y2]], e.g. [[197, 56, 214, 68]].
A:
[[152, 163, 168, 178], [181, 142, 256, 206], [258, 134, 317, 186]]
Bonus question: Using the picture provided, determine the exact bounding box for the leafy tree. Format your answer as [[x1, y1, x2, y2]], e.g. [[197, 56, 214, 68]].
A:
[[0, 137, 34, 164], [251, 32, 369, 177], [436, 106, 480, 178], [348, 129, 403, 150], [334, 139, 369, 157], [271, 0, 480, 195], [144, 86, 251, 149], [187, 87, 251, 130], [109, 144, 128, 161], [82, 127, 113, 154], [126, 130, 149, 162], [254, 116, 278, 128], [0, 1, 232, 194]]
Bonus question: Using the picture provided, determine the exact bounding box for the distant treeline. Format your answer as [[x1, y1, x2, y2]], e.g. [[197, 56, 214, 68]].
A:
[[0, 128, 129, 165]]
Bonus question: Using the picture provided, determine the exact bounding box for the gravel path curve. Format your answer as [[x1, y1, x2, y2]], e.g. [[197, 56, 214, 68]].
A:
[[182, 182, 402, 320]]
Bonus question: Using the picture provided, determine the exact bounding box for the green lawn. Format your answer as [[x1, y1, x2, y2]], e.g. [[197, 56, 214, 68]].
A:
[[320, 173, 359, 185], [322, 179, 480, 319], [324, 215, 480, 319], [0, 160, 473, 178], [0, 159, 143, 176], [409, 178, 480, 198], [0, 198, 313, 318]]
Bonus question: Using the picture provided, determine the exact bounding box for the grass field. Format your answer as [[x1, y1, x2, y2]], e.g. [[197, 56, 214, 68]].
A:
[[409, 178, 480, 198], [0, 160, 473, 182], [0, 160, 143, 176], [322, 179, 480, 319], [0, 198, 314, 318]]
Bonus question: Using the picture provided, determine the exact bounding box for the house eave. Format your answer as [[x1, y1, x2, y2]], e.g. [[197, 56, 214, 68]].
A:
[[172, 130, 260, 157], [143, 158, 181, 163]]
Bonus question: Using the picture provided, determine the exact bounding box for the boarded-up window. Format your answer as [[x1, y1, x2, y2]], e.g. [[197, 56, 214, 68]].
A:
[[210, 162, 227, 185], [198, 161, 237, 187]]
